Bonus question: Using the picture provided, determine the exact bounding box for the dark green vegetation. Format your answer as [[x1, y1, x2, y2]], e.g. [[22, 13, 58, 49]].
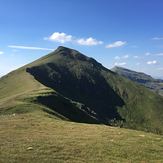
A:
[[0, 46, 163, 134], [0, 46, 163, 162], [112, 66, 163, 96]]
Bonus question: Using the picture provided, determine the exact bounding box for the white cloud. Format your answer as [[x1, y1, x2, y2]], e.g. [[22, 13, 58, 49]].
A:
[[0, 51, 4, 55], [156, 53, 163, 56], [8, 45, 53, 51], [77, 37, 103, 46], [106, 41, 127, 48], [133, 55, 139, 59], [45, 32, 103, 46], [145, 52, 163, 57], [157, 67, 163, 70], [114, 54, 129, 60], [147, 60, 157, 65], [45, 32, 72, 43], [130, 45, 138, 48], [123, 54, 129, 59], [136, 62, 140, 66], [114, 62, 126, 66], [114, 56, 120, 60], [152, 37, 163, 40], [145, 52, 150, 56], [12, 49, 19, 52]]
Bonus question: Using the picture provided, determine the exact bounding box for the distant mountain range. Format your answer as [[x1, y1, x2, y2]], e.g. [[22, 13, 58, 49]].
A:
[[0, 46, 163, 134], [112, 66, 163, 96]]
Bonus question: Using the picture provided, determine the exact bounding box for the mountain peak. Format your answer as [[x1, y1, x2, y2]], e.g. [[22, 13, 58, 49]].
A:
[[26, 46, 103, 70], [55, 46, 79, 55], [54, 46, 88, 60], [53, 46, 102, 67], [55, 46, 71, 52], [1, 46, 163, 135]]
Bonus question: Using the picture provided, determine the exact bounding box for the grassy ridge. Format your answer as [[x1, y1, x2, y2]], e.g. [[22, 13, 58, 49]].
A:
[[0, 67, 47, 110]]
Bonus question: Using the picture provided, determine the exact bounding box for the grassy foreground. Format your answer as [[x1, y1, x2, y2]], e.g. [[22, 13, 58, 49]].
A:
[[0, 111, 163, 163]]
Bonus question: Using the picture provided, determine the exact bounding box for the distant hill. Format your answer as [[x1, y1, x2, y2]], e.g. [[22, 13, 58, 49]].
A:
[[0, 46, 163, 134], [112, 66, 163, 96]]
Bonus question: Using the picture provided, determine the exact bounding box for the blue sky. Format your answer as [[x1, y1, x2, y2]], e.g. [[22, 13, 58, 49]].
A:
[[1, 0, 163, 78]]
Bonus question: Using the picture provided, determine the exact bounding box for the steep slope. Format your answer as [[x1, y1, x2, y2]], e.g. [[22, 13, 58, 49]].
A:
[[0, 46, 163, 134], [112, 66, 163, 96]]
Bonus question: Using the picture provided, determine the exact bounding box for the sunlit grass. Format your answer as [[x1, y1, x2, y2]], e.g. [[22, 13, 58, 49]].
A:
[[0, 112, 163, 162]]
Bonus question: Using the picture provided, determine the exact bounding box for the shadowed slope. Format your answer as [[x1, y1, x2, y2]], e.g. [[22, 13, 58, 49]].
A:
[[26, 47, 125, 122], [0, 46, 163, 134], [25, 46, 163, 133], [27, 59, 125, 123]]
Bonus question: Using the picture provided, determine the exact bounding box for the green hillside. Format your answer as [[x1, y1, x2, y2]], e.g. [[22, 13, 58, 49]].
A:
[[0, 46, 163, 134], [0, 46, 163, 162], [112, 66, 163, 96]]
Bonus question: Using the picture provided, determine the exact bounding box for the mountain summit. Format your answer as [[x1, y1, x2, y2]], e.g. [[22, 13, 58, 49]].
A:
[[0, 46, 163, 134]]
